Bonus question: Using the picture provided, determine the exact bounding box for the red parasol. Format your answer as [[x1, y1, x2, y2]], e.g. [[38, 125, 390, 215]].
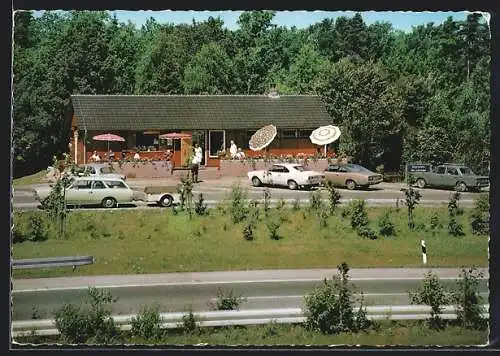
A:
[[93, 133, 125, 152]]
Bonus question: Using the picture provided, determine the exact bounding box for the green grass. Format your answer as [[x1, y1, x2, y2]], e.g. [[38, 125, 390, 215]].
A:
[[12, 206, 488, 279], [16, 321, 488, 346], [13, 170, 47, 186]]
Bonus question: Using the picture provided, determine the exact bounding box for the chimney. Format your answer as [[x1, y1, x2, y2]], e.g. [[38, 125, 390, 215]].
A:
[[267, 83, 280, 98]]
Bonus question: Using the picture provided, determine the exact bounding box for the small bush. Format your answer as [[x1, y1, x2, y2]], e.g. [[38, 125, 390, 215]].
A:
[[349, 200, 368, 230], [402, 183, 422, 230], [27, 215, 49, 242], [292, 198, 301, 211], [378, 210, 395, 237], [470, 194, 489, 236], [409, 272, 449, 329], [54, 304, 89, 344], [242, 223, 254, 241], [357, 226, 378, 240], [276, 199, 286, 210], [131, 305, 164, 340], [12, 226, 25, 244], [181, 309, 197, 334], [267, 219, 281, 240], [451, 267, 487, 330], [229, 183, 248, 224], [303, 262, 371, 334], [325, 180, 342, 215], [448, 218, 465, 236], [209, 288, 246, 311], [194, 193, 208, 216], [308, 190, 323, 213], [448, 192, 463, 217], [263, 188, 272, 216], [430, 212, 441, 230], [318, 209, 329, 229]]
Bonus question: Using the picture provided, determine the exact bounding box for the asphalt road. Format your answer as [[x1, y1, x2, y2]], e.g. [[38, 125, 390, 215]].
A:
[[12, 182, 481, 211], [12, 268, 489, 321]]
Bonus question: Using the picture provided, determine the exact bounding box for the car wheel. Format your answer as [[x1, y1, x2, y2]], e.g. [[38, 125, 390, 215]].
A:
[[101, 197, 117, 208], [345, 179, 357, 190], [252, 177, 262, 187], [288, 180, 298, 190], [416, 178, 426, 189], [159, 194, 173, 207], [455, 181, 467, 192]]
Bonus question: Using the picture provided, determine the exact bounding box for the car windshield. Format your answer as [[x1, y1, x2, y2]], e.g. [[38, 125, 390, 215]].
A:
[[293, 165, 310, 172], [459, 167, 474, 175], [347, 164, 372, 173], [105, 180, 127, 188], [100, 166, 114, 174]]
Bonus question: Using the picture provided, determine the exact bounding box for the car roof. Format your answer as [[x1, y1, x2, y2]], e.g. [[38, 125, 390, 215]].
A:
[[74, 176, 124, 181], [272, 163, 304, 168]]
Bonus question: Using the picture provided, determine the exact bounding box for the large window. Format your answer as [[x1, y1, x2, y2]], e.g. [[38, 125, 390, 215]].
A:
[[209, 130, 225, 158]]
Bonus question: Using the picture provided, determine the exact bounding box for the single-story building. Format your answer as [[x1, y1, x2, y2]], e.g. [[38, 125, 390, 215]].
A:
[[69, 92, 334, 168]]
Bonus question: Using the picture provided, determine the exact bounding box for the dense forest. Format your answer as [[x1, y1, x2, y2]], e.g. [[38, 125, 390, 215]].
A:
[[12, 10, 490, 177]]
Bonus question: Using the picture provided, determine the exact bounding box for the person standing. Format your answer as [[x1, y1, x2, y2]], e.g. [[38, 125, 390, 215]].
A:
[[165, 149, 173, 175], [191, 143, 203, 183], [229, 140, 237, 159]]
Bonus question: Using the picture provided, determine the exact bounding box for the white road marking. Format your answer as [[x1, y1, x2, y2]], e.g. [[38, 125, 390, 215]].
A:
[[12, 277, 468, 293]]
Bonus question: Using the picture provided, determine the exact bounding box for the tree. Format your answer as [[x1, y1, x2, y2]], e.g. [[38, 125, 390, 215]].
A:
[[286, 43, 328, 94], [182, 43, 236, 94], [316, 58, 405, 168]]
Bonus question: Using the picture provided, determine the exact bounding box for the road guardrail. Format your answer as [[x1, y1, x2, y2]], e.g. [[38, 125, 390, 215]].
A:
[[12, 305, 489, 338], [12, 256, 94, 270]]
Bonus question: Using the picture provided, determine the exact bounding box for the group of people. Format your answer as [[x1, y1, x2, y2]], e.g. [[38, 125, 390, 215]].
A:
[[90, 150, 142, 162], [229, 140, 245, 160]]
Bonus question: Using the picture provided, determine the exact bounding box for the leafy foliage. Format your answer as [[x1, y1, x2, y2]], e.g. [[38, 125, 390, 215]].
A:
[[470, 194, 489, 235], [209, 288, 247, 311], [378, 210, 396, 237], [402, 180, 422, 230], [131, 305, 164, 340], [304, 262, 372, 334], [228, 183, 248, 223], [409, 272, 449, 329]]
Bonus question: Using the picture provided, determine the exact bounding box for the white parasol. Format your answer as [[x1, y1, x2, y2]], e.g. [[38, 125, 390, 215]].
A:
[[249, 124, 277, 151], [310, 125, 341, 155]]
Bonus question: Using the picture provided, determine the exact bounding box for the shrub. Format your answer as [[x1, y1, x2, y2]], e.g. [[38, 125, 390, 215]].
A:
[[194, 193, 208, 216], [242, 223, 254, 241], [304, 262, 371, 334], [131, 305, 164, 340], [85, 288, 121, 344], [448, 218, 465, 236], [470, 194, 489, 236], [209, 288, 246, 311], [409, 272, 449, 329], [349, 200, 368, 230], [308, 190, 323, 213], [12, 225, 25, 244], [318, 209, 329, 229], [267, 219, 281, 240], [378, 210, 395, 237], [54, 304, 89, 344], [325, 180, 342, 215], [402, 183, 422, 230], [229, 183, 248, 223], [177, 177, 194, 218], [430, 212, 441, 230], [263, 188, 272, 216], [357, 226, 378, 240], [27, 214, 49, 242], [181, 309, 197, 334], [448, 192, 464, 217], [276, 198, 286, 210], [451, 267, 487, 330], [292, 198, 301, 211]]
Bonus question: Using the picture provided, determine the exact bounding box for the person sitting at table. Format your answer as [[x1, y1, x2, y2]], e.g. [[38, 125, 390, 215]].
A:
[[91, 150, 101, 162], [134, 151, 141, 160], [236, 147, 245, 160]]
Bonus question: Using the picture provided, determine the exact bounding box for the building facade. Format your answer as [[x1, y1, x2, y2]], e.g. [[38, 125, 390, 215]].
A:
[[70, 94, 334, 167]]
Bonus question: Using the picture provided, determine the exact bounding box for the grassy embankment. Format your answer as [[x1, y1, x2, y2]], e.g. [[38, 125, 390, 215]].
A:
[[16, 321, 488, 346], [12, 203, 488, 279], [12, 170, 47, 187]]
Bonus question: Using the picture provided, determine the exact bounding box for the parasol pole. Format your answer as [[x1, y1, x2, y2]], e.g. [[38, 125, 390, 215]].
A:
[[324, 144, 327, 157]]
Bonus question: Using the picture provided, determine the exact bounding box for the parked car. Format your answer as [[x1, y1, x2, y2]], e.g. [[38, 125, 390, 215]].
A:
[[324, 163, 383, 190], [33, 177, 179, 208], [405, 162, 489, 192], [247, 163, 325, 190], [74, 163, 126, 181]]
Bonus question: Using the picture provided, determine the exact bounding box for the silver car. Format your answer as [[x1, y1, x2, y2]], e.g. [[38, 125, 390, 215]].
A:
[[34, 177, 134, 208], [76, 163, 126, 181]]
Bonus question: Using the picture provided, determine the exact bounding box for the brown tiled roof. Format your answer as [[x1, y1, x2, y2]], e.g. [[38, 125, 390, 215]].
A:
[[71, 95, 333, 131]]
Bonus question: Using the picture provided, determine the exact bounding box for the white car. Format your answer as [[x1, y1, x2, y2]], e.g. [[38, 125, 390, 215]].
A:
[[74, 163, 126, 181], [247, 163, 325, 190], [33, 177, 179, 208]]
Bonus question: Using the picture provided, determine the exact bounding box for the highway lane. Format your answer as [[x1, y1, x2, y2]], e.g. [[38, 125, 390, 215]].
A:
[[12, 183, 481, 211], [12, 268, 489, 321]]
